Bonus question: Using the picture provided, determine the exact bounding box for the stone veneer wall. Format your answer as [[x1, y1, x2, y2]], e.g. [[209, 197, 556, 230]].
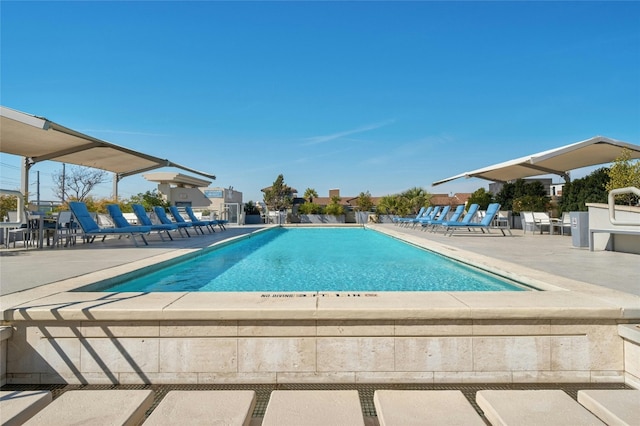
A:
[[619, 324, 640, 389], [4, 319, 625, 385], [0, 327, 12, 386]]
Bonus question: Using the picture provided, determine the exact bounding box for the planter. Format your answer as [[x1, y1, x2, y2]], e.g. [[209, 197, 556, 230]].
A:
[[244, 215, 262, 225], [300, 214, 345, 224], [377, 215, 397, 224], [512, 214, 523, 230]]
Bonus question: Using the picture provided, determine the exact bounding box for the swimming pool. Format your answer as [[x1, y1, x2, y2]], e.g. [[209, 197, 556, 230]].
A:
[[91, 227, 527, 292]]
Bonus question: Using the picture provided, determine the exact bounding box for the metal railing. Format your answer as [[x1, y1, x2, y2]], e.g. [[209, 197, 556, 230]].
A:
[[607, 187, 640, 226]]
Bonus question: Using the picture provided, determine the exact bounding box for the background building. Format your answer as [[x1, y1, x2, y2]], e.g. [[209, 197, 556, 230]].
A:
[[143, 172, 243, 224]]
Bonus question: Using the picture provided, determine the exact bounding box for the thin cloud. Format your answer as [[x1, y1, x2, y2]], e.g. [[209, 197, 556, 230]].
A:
[[301, 119, 395, 146]]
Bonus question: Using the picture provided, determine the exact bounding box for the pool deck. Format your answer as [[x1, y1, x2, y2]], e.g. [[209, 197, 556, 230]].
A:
[[1, 223, 638, 297]]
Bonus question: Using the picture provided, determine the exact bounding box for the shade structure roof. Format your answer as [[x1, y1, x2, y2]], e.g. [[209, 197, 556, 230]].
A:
[[432, 136, 640, 186], [143, 172, 212, 188], [0, 106, 216, 181]]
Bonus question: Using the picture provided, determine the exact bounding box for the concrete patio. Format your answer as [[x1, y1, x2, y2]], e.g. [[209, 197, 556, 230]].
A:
[[1, 223, 639, 424]]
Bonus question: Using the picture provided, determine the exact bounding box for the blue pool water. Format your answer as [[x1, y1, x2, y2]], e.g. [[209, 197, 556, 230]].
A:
[[97, 228, 526, 292]]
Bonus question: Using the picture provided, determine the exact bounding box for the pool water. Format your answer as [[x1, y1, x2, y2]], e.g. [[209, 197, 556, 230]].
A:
[[98, 228, 526, 292]]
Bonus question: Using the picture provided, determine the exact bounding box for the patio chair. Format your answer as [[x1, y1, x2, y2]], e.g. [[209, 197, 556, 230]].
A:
[[169, 206, 209, 234], [5, 209, 37, 249], [131, 204, 180, 241], [554, 212, 571, 235], [185, 206, 223, 232], [69, 201, 151, 247], [422, 204, 464, 232], [522, 211, 550, 234], [443, 203, 506, 236], [153, 206, 192, 237], [51, 211, 78, 248], [560, 212, 571, 235]]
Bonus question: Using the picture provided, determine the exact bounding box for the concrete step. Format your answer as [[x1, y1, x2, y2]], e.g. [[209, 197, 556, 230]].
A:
[[578, 389, 640, 426], [261, 390, 365, 426], [374, 390, 485, 426], [0, 390, 52, 426], [476, 390, 605, 426], [143, 390, 256, 426], [22, 389, 154, 426]]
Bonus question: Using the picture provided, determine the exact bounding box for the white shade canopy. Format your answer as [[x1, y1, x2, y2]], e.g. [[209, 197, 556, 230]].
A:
[[1, 105, 216, 198], [1, 106, 216, 179], [432, 136, 640, 186]]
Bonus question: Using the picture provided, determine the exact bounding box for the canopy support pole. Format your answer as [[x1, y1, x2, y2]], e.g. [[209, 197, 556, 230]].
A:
[[21, 156, 32, 204]]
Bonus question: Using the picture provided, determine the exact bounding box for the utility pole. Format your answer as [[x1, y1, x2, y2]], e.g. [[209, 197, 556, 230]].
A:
[[61, 163, 66, 203], [36, 171, 40, 209]]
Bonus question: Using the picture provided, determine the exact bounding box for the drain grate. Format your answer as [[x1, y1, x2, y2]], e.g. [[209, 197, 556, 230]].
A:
[[2, 382, 630, 420]]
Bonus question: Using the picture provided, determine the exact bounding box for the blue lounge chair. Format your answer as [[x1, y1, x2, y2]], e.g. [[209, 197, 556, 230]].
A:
[[443, 203, 508, 236], [439, 203, 480, 235], [169, 206, 209, 234], [69, 201, 151, 247], [396, 206, 432, 227], [410, 206, 440, 228], [418, 205, 450, 229], [153, 207, 192, 237], [423, 204, 464, 232], [130, 204, 179, 241], [394, 207, 426, 225], [185, 206, 225, 232]]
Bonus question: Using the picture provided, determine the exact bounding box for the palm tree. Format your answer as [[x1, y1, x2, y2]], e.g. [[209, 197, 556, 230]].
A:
[[304, 188, 318, 203], [377, 195, 411, 216], [401, 187, 431, 214]]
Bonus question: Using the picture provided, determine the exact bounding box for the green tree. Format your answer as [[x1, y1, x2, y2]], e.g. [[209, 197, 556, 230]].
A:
[[606, 148, 640, 205], [0, 194, 19, 222], [495, 179, 547, 211], [244, 201, 260, 215], [324, 195, 345, 216], [467, 187, 494, 210], [559, 168, 610, 212], [303, 188, 318, 203], [512, 195, 551, 213], [298, 202, 323, 214], [355, 191, 374, 212], [376, 195, 410, 217], [263, 174, 293, 211], [127, 190, 169, 211], [400, 187, 430, 215]]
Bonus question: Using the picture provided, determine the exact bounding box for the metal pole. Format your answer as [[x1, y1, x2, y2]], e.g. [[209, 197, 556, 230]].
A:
[[21, 156, 30, 203]]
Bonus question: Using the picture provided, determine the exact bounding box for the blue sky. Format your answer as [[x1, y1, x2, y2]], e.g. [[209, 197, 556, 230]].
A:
[[1, 1, 639, 204]]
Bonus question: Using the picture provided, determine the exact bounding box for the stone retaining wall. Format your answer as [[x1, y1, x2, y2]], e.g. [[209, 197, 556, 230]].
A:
[[3, 318, 625, 385]]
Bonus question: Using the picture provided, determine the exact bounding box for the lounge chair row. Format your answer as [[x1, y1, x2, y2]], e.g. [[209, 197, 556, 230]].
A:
[[66, 201, 227, 247], [394, 203, 512, 236], [3, 388, 637, 426]]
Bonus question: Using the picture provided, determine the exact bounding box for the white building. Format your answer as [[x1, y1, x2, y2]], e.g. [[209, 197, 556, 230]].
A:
[[143, 172, 243, 224]]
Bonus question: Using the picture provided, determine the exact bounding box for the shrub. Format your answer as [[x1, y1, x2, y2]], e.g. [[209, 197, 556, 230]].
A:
[[325, 195, 345, 216], [467, 187, 494, 210], [512, 195, 551, 213], [559, 168, 609, 212], [298, 202, 323, 214], [606, 148, 640, 205]]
